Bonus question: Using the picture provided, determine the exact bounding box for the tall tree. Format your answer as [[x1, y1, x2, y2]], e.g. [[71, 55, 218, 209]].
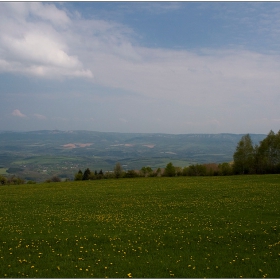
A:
[[114, 162, 123, 178], [256, 130, 280, 173], [233, 134, 255, 174], [164, 162, 176, 177], [82, 168, 91, 180]]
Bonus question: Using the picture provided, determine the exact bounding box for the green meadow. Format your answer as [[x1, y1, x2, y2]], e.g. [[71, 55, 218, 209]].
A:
[[0, 176, 280, 278]]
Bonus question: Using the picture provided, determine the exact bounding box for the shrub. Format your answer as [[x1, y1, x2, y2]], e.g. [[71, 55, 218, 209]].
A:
[[74, 170, 83, 181], [46, 176, 61, 183], [27, 180, 36, 184], [0, 175, 7, 185], [124, 170, 139, 178]]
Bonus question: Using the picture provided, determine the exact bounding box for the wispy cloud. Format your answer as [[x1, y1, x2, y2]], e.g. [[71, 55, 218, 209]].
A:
[[138, 2, 182, 14], [12, 109, 27, 118], [1, 2, 280, 133], [34, 114, 47, 120]]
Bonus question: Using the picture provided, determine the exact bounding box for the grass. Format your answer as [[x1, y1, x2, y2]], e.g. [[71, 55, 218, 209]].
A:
[[0, 168, 8, 175], [0, 175, 280, 278]]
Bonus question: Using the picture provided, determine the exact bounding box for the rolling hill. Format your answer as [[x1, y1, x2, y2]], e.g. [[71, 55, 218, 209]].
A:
[[0, 130, 266, 181]]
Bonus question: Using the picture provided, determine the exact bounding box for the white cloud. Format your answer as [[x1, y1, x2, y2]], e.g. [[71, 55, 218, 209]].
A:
[[28, 2, 70, 26], [2, 2, 70, 27], [2, 2, 280, 134], [0, 2, 92, 79], [12, 109, 27, 118], [85, 46, 280, 109], [34, 114, 47, 120]]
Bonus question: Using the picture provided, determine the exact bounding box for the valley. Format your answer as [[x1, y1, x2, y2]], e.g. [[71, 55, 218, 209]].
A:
[[0, 130, 266, 182]]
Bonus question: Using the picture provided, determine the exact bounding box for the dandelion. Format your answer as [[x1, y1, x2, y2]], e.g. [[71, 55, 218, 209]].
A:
[[127, 272, 132, 278]]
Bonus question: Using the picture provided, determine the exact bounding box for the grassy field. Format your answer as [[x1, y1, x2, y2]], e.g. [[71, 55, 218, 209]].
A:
[[0, 168, 8, 175], [0, 175, 280, 278]]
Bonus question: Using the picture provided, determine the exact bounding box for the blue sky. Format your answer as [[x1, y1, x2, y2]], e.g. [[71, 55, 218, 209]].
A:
[[1, 2, 280, 134]]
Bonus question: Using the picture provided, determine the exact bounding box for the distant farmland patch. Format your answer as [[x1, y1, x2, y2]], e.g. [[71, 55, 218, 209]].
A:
[[62, 143, 93, 149], [142, 144, 155, 148]]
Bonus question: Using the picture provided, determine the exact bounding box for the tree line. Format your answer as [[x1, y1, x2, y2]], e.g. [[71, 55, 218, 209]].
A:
[[1, 130, 280, 185], [233, 130, 280, 174], [74, 130, 280, 180], [73, 161, 234, 181]]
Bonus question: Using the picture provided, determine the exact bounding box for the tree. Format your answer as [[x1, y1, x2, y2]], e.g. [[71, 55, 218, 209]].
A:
[[184, 164, 207, 176], [114, 162, 123, 178], [256, 130, 280, 173], [233, 134, 255, 174], [218, 162, 233, 176], [83, 168, 91, 180], [155, 168, 162, 177], [163, 162, 176, 177], [140, 166, 153, 177], [74, 170, 83, 181]]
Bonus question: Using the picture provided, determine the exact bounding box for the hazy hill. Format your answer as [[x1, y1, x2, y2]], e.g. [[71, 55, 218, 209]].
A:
[[0, 130, 266, 181]]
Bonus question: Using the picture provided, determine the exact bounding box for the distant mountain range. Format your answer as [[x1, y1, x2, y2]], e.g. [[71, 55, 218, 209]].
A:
[[0, 130, 266, 181]]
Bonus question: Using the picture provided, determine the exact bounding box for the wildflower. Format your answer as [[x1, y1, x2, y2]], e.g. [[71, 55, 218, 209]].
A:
[[127, 272, 132, 278]]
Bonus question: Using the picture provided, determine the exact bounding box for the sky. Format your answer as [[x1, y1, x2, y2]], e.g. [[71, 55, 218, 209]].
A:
[[1, 1, 280, 134]]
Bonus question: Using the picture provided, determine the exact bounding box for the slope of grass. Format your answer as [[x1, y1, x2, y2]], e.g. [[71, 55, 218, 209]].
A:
[[0, 175, 280, 278]]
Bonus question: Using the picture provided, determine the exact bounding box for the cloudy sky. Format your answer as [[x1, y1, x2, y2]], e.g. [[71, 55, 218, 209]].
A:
[[1, 2, 280, 134]]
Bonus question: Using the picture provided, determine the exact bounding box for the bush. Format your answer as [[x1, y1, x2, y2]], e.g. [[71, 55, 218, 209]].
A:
[[124, 170, 139, 178], [27, 180, 36, 184], [46, 176, 61, 183], [218, 162, 233, 176], [183, 164, 207, 176], [0, 175, 7, 185], [74, 170, 83, 181]]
